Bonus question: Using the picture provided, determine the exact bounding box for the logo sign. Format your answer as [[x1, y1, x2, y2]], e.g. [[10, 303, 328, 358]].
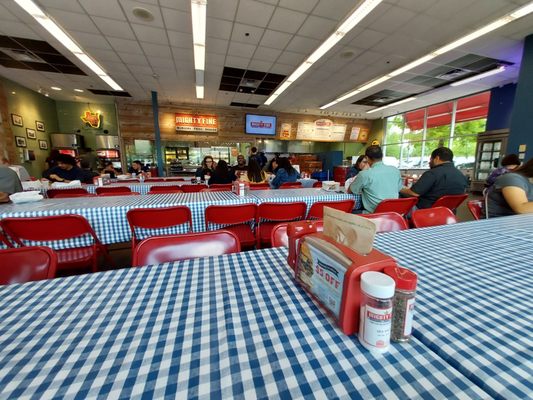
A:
[[176, 114, 218, 132], [81, 111, 101, 128]]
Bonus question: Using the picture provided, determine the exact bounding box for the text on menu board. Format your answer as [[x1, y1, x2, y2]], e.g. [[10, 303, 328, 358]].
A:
[[296, 119, 347, 142], [176, 114, 218, 132]]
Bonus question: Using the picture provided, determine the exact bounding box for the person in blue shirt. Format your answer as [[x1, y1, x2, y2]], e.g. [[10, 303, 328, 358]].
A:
[[270, 157, 300, 189]]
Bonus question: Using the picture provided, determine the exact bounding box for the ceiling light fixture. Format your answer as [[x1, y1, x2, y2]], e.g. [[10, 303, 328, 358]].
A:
[[14, 0, 123, 91], [366, 97, 417, 114], [321, 1, 533, 109], [450, 66, 506, 86], [264, 0, 382, 106], [74, 88, 84, 93], [191, 0, 207, 99], [51, 86, 61, 90]]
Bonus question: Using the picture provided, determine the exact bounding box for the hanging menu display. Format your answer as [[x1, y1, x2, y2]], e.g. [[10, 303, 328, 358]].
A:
[[175, 114, 218, 132], [296, 119, 347, 142], [349, 126, 369, 142]]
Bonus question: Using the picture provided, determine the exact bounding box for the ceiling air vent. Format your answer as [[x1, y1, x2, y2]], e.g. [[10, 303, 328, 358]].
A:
[[436, 68, 469, 81], [230, 102, 259, 108]]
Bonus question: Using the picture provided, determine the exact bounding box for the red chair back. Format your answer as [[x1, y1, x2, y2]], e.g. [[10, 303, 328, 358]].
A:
[[374, 197, 418, 217], [256, 202, 307, 248], [164, 178, 185, 182], [467, 200, 483, 220], [359, 212, 409, 233], [306, 199, 355, 219], [432, 194, 468, 212], [95, 186, 132, 195], [0, 230, 12, 247], [144, 178, 165, 182], [148, 185, 183, 192], [201, 188, 229, 192], [280, 182, 302, 189], [148, 189, 183, 194], [126, 206, 193, 249], [47, 188, 89, 198], [132, 230, 241, 266], [312, 181, 322, 188], [411, 207, 458, 228], [205, 204, 257, 248], [1, 215, 108, 273], [182, 184, 208, 193], [271, 220, 324, 248], [249, 183, 270, 190], [209, 184, 233, 190], [98, 192, 140, 196], [0, 246, 57, 285]]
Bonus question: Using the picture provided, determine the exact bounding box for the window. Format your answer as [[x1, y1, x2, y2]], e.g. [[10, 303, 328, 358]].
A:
[[384, 92, 489, 169]]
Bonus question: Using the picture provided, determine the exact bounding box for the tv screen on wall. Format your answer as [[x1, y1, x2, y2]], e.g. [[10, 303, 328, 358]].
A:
[[245, 114, 277, 135]]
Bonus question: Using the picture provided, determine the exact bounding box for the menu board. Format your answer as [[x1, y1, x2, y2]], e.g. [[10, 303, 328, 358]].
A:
[[279, 122, 292, 140], [296, 119, 347, 142], [350, 126, 369, 142]]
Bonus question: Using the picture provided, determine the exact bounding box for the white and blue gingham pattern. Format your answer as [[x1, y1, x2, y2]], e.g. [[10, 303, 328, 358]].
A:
[[0, 192, 252, 246], [373, 214, 533, 400], [0, 247, 489, 399], [250, 188, 361, 214], [83, 182, 195, 195]]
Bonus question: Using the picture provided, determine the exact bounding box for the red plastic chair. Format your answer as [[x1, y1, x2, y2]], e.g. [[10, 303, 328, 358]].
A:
[[209, 184, 233, 190], [374, 197, 418, 217], [205, 204, 257, 248], [95, 186, 132, 195], [280, 182, 302, 189], [256, 202, 307, 248], [148, 185, 183, 193], [0, 230, 13, 247], [147, 188, 184, 194], [306, 199, 355, 219], [0, 246, 57, 285], [271, 220, 324, 247], [1, 215, 111, 273], [144, 178, 166, 182], [52, 193, 96, 198], [312, 181, 322, 188], [47, 188, 89, 198], [411, 207, 458, 228], [132, 230, 241, 266], [164, 178, 185, 182], [201, 188, 229, 192], [467, 200, 484, 220], [126, 205, 193, 249], [249, 183, 270, 190], [182, 184, 208, 193], [432, 194, 468, 213], [359, 212, 409, 233], [98, 192, 141, 196]]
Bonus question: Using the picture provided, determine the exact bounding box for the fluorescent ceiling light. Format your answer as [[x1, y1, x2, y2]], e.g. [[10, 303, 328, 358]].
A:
[[14, 0, 122, 91], [196, 85, 204, 99], [191, 0, 207, 98], [264, 0, 382, 106], [50, 86, 61, 90], [366, 97, 417, 114], [74, 89, 84, 93], [450, 66, 506, 86], [320, 100, 338, 110], [321, 1, 533, 109]]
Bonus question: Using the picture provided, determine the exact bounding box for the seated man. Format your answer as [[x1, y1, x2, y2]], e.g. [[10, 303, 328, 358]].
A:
[[400, 147, 468, 209], [349, 145, 402, 213], [0, 165, 23, 203], [42, 154, 86, 183]]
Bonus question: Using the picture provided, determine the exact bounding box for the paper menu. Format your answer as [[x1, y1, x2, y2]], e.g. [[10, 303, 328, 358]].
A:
[[323, 207, 376, 255]]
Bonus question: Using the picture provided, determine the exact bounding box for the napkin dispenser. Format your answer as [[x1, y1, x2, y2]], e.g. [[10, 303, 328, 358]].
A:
[[287, 220, 324, 269], [294, 232, 398, 335]]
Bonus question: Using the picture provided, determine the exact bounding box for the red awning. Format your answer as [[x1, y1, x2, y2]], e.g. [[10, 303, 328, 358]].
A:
[[405, 92, 490, 130]]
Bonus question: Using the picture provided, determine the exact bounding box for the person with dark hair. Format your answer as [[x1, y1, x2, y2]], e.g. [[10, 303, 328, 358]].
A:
[[80, 160, 100, 183], [486, 157, 533, 217], [208, 160, 236, 185], [240, 158, 267, 183], [485, 153, 520, 189], [265, 156, 279, 174], [346, 155, 369, 179], [103, 162, 117, 179], [80, 148, 98, 171], [128, 160, 149, 175], [400, 147, 468, 209], [195, 156, 215, 179], [349, 145, 402, 212], [231, 154, 247, 176], [270, 157, 300, 189], [43, 154, 86, 183], [0, 164, 23, 203]]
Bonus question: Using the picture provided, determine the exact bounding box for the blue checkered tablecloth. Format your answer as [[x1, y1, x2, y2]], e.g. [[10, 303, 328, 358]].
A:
[[373, 214, 533, 400], [250, 188, 361, 214], [0, 192, 253, 247], [82, 182, 195, 195], [0, 247, 489, 399]]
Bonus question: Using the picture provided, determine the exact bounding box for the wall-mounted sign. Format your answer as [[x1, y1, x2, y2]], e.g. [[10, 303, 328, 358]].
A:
[[81, 111, 101, 128], [296, 119, 347, 142], [175, 113, 218, 132], [280, 122, 292, 139], [350, 126, 369, 142]]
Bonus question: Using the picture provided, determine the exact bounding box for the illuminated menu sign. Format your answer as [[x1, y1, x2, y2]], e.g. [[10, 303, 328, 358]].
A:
[[176, 114, 218, 132], [296, 119, 347, 141]]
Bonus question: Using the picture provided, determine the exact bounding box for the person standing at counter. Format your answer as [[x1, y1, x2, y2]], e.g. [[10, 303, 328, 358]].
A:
[[208, 160, 236, 185], [43, 154, 86, 183], [195, 156, 215, 179], [270, 157, 300, 189]]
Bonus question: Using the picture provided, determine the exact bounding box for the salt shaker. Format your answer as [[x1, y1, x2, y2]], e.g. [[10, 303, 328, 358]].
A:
[[384, 266, 417, 342], [358, 271, 395, 354]]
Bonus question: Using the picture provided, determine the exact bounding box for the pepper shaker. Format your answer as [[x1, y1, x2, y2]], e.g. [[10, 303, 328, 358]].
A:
[[384, 266, 418, 343]]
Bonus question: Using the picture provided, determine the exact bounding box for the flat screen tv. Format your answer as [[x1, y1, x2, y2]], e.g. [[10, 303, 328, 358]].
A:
[[245, 114, 277, 135]]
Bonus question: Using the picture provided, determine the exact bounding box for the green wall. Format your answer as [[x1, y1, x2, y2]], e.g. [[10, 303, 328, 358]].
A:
[[56, 100, 118, 150], [2, 78, 58, 177]]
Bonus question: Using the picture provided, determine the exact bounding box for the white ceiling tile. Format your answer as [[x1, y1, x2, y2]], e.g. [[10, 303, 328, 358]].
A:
[[72, 31, 113, 50], [0, 4, 19, 22], [108, 37, 144, 53], [352, 49, 384, 66], [279, 0, 320, 13], [207, 0, 239, 21], [0, 20, 40, 39], [347, 29, 388, 50], [254, 46, 283, 62], [259, 30, 294, 50], [173, 48, 194, 64], [149, 56, 175, 67], [206, 53, 226, 67], [40, 0, 86, 13], [117, 52, 149, 65], [206, 37, 229, 55], [129, 64, 155, 75], [369, 6, 417, 35], [162, 7, 191, 33], [85, 48, 123, 63], [168, 30, 193, 49], [227, 41, 256, 58], [231, 23, 265, 45], [158, 0, 190, 11], [207, 18, 233, 40], [236, 0, 276, 28], [312, 0, 360, 20], [92, 17, 136, 39], [247, 59, 274, 72], [81, 0, 126, 20], [225, 55, 250, 69], [276, 50, 306, 66], [46, 10, 100, 34], [141, 42, 173, 58], [131, 24, 168, 44], [268, 8, 307, 34], [120, 0, 165, 28], [286, 36, 320, 55], [424, 0, 477, 20], [104, 61, 132, 73], [297, 15, 337, 40]]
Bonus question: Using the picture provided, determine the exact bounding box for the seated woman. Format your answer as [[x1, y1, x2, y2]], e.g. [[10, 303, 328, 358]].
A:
[[195, 156, 215, 180], [485, 153, 520, 189], [270, 157, 300, 189], [240, 159, 267, 184], [208, 160, 236, 185], [486, 158, 533, 217]]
